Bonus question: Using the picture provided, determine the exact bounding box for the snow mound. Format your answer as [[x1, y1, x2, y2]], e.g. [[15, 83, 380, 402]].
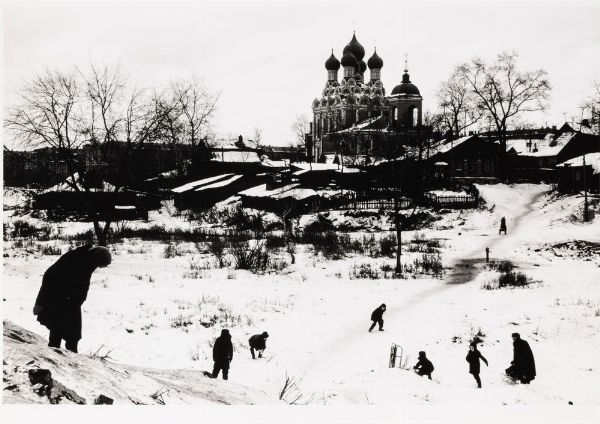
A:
[[2, 320, 276, 405]]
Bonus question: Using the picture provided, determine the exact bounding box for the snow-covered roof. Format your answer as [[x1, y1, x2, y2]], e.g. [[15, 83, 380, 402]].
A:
[[41, 173, 116, 194], [507, 133, 575, 157], [291, 162, 343, 171], [428, 136, 476, 157], [194, 174, 243, 191], [172, 174, 234, 193], [238, 183, 318, 200], [260, 158, 289, 168], [556, 152, 600, 174], [210, 150, 261, 163]]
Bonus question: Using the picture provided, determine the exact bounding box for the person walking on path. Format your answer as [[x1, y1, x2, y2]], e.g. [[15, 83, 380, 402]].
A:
[[499, 216, 507, 235], [506, 333, 536, 384], [413, 351, 434, 380], [369, 303, 386, 332], [249, 331, 269, 359], [212, 329, 234, 380], [466, 342, 488, 388], [33, 244, 112, 353]]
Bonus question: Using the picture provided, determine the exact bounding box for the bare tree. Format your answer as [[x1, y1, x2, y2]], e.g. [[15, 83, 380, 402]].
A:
[[292, 113, 310, 146], [437, 67, 484, 139], [5, 64, 175, 245], [169, 75, 220, 167], [458, 52, 551, 162], [582, 80, 600, 135], [246, 127, 262, 149]]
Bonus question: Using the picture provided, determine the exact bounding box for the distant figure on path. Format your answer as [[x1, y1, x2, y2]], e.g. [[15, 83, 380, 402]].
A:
[[499, 216, 507, 235], [249, 331, 269, 359], [368, 303, 386, 332], [413, 351, 434, 380], [466, 342, 488, 388], [33, 244, 112, 353], [212, 329, 234, 380], [505, 333, 536, 384]]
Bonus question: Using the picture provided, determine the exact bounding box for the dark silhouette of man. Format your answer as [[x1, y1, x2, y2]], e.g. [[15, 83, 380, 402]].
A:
[[466, 342, 488, 388], [212, 329, 233, 380], [248, 331, 269, 359], [506, 333, 536, 383], [413, 351, 434, 380], [499, 217, 507, 235], [33, 244, 111, 353], [369, 303, 386, 332]]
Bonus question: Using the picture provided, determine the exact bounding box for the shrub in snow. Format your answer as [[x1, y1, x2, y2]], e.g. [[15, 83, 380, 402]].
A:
[[40, 243, 62, 256], [163, 243, 182, 258], [488, 260, 515, 273], [350, 263, 381, 279], [208, 237, 228, 268], [378, 234, 397, 257], [231, 240, 269, 271], [411, 253, 443, 277], [498, 271, 530, 288]]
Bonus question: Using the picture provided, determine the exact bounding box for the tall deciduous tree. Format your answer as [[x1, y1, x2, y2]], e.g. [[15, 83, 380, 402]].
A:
[[437, 68, 484, 139], [458, 52, 551, 162], [5, 65, 176, 245]]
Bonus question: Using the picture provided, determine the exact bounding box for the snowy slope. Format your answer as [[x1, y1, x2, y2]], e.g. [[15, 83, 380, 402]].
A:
[[2, 320, 277, 405]]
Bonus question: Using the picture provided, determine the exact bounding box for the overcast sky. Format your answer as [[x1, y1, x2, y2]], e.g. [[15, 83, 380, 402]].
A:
[[3, 0, 600, 146]]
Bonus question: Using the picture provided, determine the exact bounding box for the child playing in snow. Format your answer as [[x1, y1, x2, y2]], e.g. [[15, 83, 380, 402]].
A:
[[466, 342, 488, 388], [413, 351, 434, 380]]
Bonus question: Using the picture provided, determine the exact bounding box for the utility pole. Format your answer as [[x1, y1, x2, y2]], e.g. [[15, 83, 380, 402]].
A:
[[583, 153, 589, 221]]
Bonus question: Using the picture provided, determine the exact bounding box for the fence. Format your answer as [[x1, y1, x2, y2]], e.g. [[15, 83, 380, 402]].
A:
[[422, 192, 478, 209]]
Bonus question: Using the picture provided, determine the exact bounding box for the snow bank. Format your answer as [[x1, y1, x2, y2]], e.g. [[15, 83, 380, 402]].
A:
[[3, 320, 276, 405]]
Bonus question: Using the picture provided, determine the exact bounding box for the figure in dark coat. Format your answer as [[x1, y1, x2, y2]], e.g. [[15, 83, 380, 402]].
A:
[[466, 343, 488, 388], [499, 217, 507, 235], [249, 331, 269, 359], [506, 333, 536, 383], [33, 244, 112, 353], [212, 329, 234, 380], [413, 351, 434, 380], [369, 303, 386, 332]]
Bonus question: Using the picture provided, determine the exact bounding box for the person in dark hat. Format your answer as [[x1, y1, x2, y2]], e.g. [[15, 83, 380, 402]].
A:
[[248, 331, 269, 359], [212, 329, 234, 380], [33, 244, 112, 353], [466, 342, 488, 388], [413, 351, 434, 380], [369, 303, 386, 332], [506, 333, 536, 383]]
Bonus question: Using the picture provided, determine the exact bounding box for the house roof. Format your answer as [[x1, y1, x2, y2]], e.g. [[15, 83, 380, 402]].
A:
[[556, 152, 600, 174], [172, 174, 234, 193], [506, 133, 575, 157], [41, 173, 116, 194], [427, 135, 477, 157], [210, 150, 261, 163], [194, 174, 243, 192], [238, 183, 318, 200]]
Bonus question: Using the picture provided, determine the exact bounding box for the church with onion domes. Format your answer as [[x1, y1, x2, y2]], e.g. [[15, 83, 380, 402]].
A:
[[310, 32, 424, 162]]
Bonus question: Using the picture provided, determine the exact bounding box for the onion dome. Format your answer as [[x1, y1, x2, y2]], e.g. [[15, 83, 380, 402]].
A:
[[358, 60, 367, 73], [391, 70, 420, 96], [325, 50, 341, 71], [342, 32, 365, 61], [341, 50, 358, 67], [367, 49, 383, 69]]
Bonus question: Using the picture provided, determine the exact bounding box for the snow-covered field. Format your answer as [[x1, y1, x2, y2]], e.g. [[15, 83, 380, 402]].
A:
[[3, 184, 600, 407]]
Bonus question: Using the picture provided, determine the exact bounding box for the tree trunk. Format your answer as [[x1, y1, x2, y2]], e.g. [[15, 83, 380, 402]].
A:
[[394, 195, 402, 275]]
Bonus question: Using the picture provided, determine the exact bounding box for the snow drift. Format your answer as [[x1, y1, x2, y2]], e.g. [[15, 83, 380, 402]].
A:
[[2, 320, 276, 405]]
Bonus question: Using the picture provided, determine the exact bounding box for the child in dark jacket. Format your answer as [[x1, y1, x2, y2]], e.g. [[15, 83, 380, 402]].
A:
[[466, 343, 488, 388], [413, 351, 434, 380]]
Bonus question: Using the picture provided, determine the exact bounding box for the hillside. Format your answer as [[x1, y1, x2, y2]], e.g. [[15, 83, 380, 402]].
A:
[[2, 320, 276, 405]]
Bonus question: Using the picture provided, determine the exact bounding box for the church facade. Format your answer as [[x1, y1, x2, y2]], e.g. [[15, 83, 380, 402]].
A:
[[310, 33, 424, 162]]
